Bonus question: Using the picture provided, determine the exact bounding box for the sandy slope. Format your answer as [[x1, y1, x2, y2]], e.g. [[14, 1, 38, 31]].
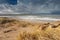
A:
[[0, 17, 60, 40]]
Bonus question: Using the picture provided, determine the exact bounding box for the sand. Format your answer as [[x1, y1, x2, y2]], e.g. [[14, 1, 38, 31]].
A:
[[0, 17, 60, 40]]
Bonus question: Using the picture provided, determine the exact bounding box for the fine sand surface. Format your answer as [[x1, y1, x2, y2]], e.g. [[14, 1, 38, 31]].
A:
[[0, 17, 60, 40]]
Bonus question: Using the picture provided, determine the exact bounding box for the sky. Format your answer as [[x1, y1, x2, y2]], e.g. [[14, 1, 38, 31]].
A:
[[0, 0, 17, 5], [0, 0, 60, 14]]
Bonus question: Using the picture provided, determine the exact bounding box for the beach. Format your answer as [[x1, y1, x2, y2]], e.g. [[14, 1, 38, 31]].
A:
[[0, 17, 60, 40]]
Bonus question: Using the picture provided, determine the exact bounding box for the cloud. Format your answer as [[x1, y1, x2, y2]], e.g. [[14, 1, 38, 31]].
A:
[[0, 0, 60, 14], [13, 0, 60, 14]]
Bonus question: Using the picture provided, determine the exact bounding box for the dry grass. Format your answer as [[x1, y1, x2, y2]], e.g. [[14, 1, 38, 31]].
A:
[[0, 17, 60, 40], [17, 21, 60, 40]]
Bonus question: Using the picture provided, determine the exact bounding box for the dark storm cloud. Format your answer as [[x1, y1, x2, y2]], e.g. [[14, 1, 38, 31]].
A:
[[0, 0, 60, 14], [19, 0, 60, 5], [19, 0, 47, 5]]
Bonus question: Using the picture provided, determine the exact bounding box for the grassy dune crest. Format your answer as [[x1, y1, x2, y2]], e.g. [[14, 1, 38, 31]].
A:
[[0, 17, 60, 40], [17, 20, 60, 40]]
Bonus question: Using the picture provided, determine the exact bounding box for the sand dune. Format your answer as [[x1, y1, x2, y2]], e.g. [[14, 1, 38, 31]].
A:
[[0, 17, 60, 40]]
